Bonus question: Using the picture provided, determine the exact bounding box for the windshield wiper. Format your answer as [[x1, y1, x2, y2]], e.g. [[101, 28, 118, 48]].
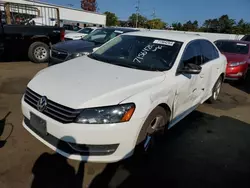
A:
[[113, 63, 140, 69], [88, 54, 111, 63]]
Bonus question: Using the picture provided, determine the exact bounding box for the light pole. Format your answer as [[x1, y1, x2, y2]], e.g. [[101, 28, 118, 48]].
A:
[[135, 0, 140, 28]]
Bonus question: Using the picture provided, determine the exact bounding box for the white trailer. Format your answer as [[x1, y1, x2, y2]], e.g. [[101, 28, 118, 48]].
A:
[[2, 0, 106, 26]]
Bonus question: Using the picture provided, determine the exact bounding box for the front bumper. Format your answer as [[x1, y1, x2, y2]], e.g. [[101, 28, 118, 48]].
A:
[[21, 99, 144, 163]]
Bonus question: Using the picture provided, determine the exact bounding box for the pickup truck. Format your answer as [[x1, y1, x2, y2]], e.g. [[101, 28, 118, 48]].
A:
[[0, 2, 65, 63], [0, 24, 65, 63]]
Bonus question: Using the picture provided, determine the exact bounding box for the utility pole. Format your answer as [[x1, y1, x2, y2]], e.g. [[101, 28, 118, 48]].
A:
[[152, 8, 156, 19], [151, 8, 156, 28], [135, 0, 140, 28]]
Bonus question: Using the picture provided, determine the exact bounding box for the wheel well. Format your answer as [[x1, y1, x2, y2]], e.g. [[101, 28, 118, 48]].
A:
[[31, 37, 50, 45], [158, 103, 171, 117], [220, 73, 225, 81]]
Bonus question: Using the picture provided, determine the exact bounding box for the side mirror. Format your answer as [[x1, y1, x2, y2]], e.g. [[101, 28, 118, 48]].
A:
[[177, 63, 202, 74]]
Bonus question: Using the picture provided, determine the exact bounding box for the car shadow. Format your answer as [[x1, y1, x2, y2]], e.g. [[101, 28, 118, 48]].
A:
[[227, 71, 250, 94], [0, 111, 13, 148], [31, 136, 87, 188], [0, 52, 30, 62], [89, 111, 250, 188]]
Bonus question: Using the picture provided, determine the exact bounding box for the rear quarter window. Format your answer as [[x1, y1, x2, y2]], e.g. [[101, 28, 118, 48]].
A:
[[241, 35, 250, 41]]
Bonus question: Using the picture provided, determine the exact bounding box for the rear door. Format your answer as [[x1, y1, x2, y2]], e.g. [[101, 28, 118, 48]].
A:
[[199, 40, 221, 101]]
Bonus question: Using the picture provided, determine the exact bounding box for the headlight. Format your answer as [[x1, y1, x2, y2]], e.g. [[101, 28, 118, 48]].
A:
[[75, 103, 136, 124], [229, 61, 246, 67], [74, 52, 90, 57]]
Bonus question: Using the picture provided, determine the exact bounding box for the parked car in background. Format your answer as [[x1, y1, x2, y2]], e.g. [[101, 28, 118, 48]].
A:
[[214, 40, 250, 81], [63, 24, 81, 33], [64, 27, 98, 40], [241, 35, 250, 42], [48, 27, 139, 66], [22, 31, 226, 162]]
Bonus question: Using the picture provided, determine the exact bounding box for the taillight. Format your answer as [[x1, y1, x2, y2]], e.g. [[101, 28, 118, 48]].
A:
[[60, 30, 65, 41]]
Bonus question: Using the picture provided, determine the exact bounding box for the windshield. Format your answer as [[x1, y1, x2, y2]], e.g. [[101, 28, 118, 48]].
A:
[[78, 28, 93, 34], [88, 35, 183, 71], [215, 41, 249, 54], [82, 29, 121, 44]]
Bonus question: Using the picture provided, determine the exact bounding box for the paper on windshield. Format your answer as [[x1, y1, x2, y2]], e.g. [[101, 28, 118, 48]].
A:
[[236, 43, 247, 46], [153, 40, 175, 46]]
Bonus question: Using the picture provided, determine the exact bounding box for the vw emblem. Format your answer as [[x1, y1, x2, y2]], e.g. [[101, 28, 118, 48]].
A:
[[37, 96, 48, 112]]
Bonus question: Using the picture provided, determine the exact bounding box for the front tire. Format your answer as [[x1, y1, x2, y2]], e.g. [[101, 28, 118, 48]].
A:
[[28, 42, 49, 63], [208, 76, 223, 103], [133, 106, 169, 159]]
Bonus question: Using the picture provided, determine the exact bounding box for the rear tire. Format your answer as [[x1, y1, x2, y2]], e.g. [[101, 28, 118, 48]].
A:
[[133, 106, 169, 160], [208, 76, 223, 103], [28, 42, 49, 63]]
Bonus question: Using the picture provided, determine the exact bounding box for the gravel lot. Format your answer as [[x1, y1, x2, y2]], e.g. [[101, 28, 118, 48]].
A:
[[0, 62, 250, 188]]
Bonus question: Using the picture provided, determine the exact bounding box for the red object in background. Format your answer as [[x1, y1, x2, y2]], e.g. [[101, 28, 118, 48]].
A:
[[60, 29, 65, 41], [224, 52, 249, 80], [215, 40, 250, 80], [81, 0, 97, 12]]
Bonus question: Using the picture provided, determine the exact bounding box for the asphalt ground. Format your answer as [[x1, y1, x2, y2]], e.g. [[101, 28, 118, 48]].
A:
[[0, 62, 250, 188]]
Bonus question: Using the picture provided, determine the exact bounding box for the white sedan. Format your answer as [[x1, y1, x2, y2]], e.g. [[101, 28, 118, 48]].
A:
[[21, 31, 227, 162], [64, 27, 98, 40]]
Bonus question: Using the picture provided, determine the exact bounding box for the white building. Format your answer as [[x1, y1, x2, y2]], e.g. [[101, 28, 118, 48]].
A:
[[1, 0, 106, 27]]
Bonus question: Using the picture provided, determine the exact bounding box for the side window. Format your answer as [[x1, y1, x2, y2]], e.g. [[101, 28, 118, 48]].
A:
[[181, 41, 202, 67], [241, 35, 250, 41], [200, 40, 219, 63]]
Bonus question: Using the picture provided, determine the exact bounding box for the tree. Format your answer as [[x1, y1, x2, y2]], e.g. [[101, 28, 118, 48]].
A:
[[172, 22, 183, 30], [232, 19, 250, 34], [104, 11, 118, 26], [202, 18, 219, 33], [128, 13, 147, 28], [81, 0, 97, 12], [218, 15, 235, 33], [182, 20, 199, 31], [146, 18, 166, 29]]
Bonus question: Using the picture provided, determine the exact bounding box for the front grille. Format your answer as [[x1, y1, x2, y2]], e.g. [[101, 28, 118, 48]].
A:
[[24, 117, 119, 156], [51, 49, 68, 60], [24, 88, 81, 124]]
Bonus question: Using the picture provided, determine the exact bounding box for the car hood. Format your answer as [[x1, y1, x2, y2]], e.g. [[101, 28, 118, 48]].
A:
[[65, 33, 87, 38], [52, 40, 96, 53], [222, 52, 248, 63], [28, 56, 166, 109]]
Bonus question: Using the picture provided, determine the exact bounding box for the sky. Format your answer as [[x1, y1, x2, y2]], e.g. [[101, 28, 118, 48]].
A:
[[49, 0, 250, 25]]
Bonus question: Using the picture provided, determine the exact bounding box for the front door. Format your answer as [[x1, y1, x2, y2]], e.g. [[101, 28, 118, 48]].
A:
[[172, 40, 205, 120]]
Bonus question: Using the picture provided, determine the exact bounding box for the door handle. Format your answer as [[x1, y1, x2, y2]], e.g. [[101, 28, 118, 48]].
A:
[[200, 74, 205, 78]]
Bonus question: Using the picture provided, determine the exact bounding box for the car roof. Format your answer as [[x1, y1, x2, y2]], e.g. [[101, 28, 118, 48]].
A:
[[122, 31, 206, 42], [103, 27, 139, 32], [215, 39, 250, 44]]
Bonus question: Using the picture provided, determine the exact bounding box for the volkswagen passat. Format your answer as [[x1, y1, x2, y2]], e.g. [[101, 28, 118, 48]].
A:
[[21, 31, 227, 163]]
